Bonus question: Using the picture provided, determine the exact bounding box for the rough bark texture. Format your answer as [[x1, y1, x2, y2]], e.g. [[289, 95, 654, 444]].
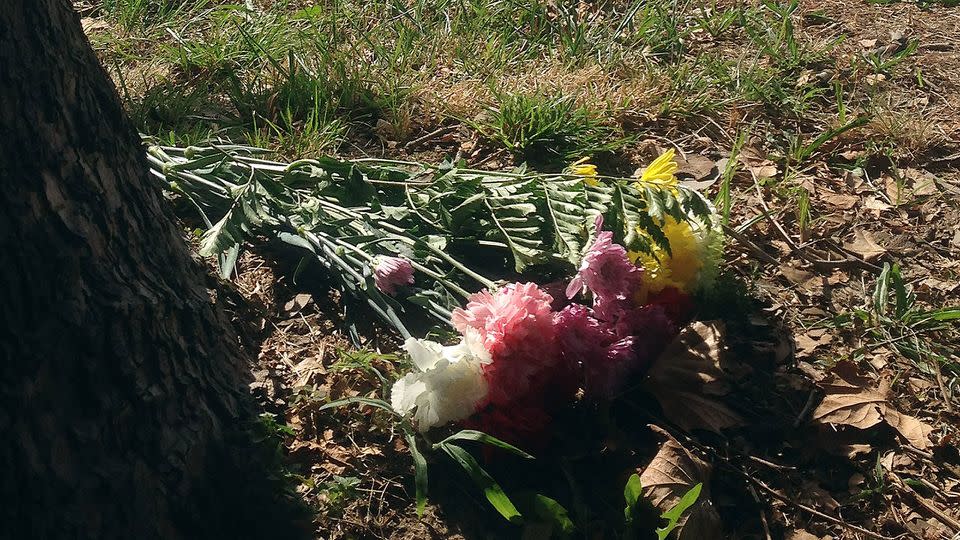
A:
[[0, 2, 306, 538]]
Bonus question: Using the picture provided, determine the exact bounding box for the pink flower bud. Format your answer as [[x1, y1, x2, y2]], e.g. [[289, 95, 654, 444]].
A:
[[373, 256, 414, 295]]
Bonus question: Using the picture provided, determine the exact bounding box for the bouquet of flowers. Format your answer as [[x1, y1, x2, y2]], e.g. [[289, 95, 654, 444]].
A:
[[389, 151, 723, 448]]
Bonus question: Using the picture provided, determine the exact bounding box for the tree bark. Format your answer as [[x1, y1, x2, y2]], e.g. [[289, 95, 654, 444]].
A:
[[0, 2, 306, 538]]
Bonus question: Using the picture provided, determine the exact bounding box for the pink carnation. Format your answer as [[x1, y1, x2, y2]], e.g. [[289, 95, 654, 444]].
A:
[[452, 283, 570, 407], [373, 256, 414, 295]]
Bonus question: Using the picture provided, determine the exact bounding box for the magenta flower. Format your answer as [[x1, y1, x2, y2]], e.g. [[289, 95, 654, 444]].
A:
[[555, 304, 640, 400], [373, 256, 414, 295]]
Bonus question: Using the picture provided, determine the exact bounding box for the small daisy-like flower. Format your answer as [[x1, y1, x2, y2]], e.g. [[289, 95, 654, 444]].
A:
[[373, 256, 414, 295]]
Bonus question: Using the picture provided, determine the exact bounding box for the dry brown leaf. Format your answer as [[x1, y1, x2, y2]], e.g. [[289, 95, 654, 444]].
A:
[[780, 266, 815, 285], [812, 361, 934, 449], [646, 322, 744, 433], [885, 410, 934, 449], [885, 176, 907, 204], [676, 154, 719, 187], [739, 147, 779, 178], [814, 375, 886, 429], [819, 190, 860, 209], [800, 480, 840, 512], [785, 531, 824, 540], [81, 17, 110, 33], [640, 428, 722, 540], [844, 229, 886, 262], [865, 196, 893, 212], [905, 168, 939, 196], [795, 331, 833, 357]]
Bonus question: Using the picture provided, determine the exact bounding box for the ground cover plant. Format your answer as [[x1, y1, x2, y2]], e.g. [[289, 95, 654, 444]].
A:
[[79, 0, 960, 538]]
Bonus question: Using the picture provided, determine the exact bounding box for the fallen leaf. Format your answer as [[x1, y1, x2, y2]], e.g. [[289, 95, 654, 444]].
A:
[[739, 146, 779, 178], [814, 373, 886, 429], [284, 293, 313, 313], [905, 168, 939, 196], [885, 176, 907, 204], [780, 266, 815, 285], [676, 154, 719, 187], [819, 190, 860, 209], [864, 196, 893, 212], [795, 331, 833, 357], [81, 17, 110, 33], [885, 410, 934, 450], [879, 451, 895, 471], [812, 361, 934, 449], [801, 480, 840, 512], [785, 531, 823, 540], [646, 322, 744, 433], [640, 428, 722, 540], [844, 229, 886, 262]]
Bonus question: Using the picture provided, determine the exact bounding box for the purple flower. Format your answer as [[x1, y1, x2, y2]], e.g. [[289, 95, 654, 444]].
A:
[[565, 231, 640, 298], [612, 304, 676, 366], [374, 256, 414, 295], [566, 218, 642, 323]]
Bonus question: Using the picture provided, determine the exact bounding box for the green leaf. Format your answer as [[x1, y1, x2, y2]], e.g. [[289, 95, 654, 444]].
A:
[[623, 473, 643, 522], [198, 171, 281, 256], [405, 431, 429, 517], [656, 482, 702, 540], [543, 177, 591, 264], [317, 396, 397, 414], [441, 442, 522, 523], [484, 179, 549, 271], [433, 429, 535, 459], [520, 493, 575, 537]]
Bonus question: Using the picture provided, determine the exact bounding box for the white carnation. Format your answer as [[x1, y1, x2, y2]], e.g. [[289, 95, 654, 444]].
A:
[[390, 333, 489, 432]]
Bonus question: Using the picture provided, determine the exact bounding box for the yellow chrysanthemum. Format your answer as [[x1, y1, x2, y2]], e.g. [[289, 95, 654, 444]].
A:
[[568, 157, 600, 187], [635, 149, 679, 189], [630, 216, 704, 302]]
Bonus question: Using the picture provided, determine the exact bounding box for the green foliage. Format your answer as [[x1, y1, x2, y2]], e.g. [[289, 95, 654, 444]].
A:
[[101, 0, 206, 30], [623, 473, 643, 524], [519, 494, 576, 538], [826, 262, 960, 378], [474, 93, 626, 165], [656, 483, 703, 540], [149, 143, 712, 334], [318, 475, 361, 511], [440, 442, 523, 523]]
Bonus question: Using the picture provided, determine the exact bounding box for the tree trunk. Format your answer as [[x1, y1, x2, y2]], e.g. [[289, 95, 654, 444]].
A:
[[0, 2, 306, 538]]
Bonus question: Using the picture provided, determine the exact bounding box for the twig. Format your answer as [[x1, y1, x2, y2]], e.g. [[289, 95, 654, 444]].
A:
[[721, 224, 781, 266], [747, 485, 773, 540], [746, 473, 896, 540], [404, 125, 458, 149], [794, 389, 819, 427], [649, 422, 896, 540], [889, 473, 960, 534], [935, 358, 955, 413]]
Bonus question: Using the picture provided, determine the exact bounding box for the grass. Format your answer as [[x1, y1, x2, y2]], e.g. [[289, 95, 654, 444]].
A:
[[473, 92, 626, 166], [85, 0, 935, 169]]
